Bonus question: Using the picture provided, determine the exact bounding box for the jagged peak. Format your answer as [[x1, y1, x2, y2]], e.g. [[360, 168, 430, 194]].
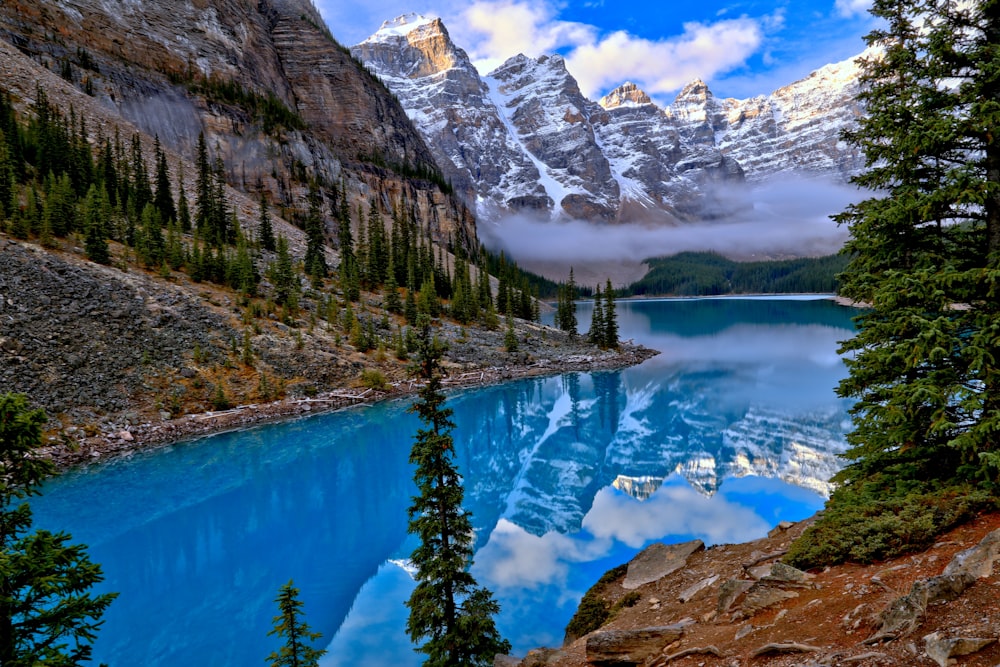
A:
[[600, 81, 653, 109], [364, 13, 442, 42], [676, 78, 713, 100]]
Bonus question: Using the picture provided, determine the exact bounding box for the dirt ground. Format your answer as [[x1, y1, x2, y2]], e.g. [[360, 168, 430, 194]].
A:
[[535, 511, 1000, 667]]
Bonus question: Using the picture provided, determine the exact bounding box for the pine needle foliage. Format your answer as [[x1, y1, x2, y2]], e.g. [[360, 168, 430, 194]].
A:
[[0, 393, 117, 667], [405, 319, 510, 666], [266, 580, 326, 667]]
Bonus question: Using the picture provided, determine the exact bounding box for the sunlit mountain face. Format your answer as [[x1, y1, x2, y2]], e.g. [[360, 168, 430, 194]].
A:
[[31, 297, 857, 664]]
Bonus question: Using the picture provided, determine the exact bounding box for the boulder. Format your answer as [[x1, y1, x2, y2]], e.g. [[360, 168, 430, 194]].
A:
[[942, 527, 1000, 580], [585, 625, 686, 666], [923, 632, 997, 667], [623, 540, 704, 590], [717, 579, 755, 614], [679, 574, 719, 603]]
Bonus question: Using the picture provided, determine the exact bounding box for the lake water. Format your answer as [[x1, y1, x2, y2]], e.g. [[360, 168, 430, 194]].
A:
[[30, 296, 857, 666]]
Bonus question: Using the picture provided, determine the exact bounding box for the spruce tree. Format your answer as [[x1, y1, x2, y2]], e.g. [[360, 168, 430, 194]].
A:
[[195, 132, 212, 234], [588, 283, 605, 347], [152, 135, 175, 224], [405, 322, 510, 666], [833, 0, 1000, 489], [271, 235, 297, 307], [258, 190, 275, 252], [603, 279, 618, 350], [82, 184, 110, 264], [265, 580, 325, 667], [0, 393, 117, 667], [304, 181, 327, 280]]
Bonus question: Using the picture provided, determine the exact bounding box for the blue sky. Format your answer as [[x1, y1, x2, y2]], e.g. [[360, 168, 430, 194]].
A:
[[314, 0, 877, 101]]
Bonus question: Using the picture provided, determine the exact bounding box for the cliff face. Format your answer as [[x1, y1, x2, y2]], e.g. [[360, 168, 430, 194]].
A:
[[0, 0, 475, 246]]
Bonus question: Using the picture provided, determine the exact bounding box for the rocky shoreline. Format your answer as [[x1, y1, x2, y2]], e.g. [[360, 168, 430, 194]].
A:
[[40, 343, 659, 470]]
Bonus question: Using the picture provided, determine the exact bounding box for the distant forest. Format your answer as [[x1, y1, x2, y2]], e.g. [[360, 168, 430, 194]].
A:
[[624, 251, 848, 297]]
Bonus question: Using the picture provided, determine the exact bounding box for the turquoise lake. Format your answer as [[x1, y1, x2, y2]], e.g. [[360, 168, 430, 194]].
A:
[[30, 296, 857, 666]]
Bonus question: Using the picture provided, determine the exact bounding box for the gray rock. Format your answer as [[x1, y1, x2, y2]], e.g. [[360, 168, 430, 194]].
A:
[[717, 579, 755, 614], [740, 584, 799, 616], [623, 540, 704, 590], [764, 562, 815, 586], [923, 632, 997, 667], [942, 527, 1000, 580], [585, 625, 685, 666], [679, 574, 720, 603]]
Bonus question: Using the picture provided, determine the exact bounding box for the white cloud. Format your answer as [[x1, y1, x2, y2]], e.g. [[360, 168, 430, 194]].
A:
[[455, 0, 597, 75], [835, 0, 873, 18], [449, 0, 770, 98], [473, 518, 610, 590], [566, 18, 764, 98], [583, 481, 771, 547]]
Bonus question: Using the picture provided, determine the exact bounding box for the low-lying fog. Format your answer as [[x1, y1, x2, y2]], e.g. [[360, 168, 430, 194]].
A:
[[478, 176, 862, 287]]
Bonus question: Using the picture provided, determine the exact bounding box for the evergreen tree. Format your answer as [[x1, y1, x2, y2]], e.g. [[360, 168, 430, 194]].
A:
[[194, 132, 212, 234], [0, 393, 117, 667], [152, 135, 175, 224], [304, 181, 327, 280], [603, 278, 618, 350], [82, 184, 110, 264], [588, 283, 605, 347], [259, 190, 275, 252], [405, 322, 510, 666], [265, 580, 325, 667], [556, 269, 578, 335], [271, 235, 297, 307], [833, 0, 1000, 489], [176, 165, 191, 232]]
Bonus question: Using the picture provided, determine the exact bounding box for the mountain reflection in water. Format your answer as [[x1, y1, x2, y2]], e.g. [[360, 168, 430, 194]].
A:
[[30, 297, 856, 666]]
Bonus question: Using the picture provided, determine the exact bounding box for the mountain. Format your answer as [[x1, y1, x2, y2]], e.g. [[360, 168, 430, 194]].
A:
[[0, 0, 476, 248], [353, 15, 866, 224]]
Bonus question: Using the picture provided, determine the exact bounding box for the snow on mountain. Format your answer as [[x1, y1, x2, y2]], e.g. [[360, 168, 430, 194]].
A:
[[352, 16, 865, 224]]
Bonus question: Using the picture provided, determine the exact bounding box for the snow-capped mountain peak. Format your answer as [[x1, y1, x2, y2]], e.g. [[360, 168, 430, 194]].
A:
[[352, 16, 865, 223], [599, 82, 654, 110]]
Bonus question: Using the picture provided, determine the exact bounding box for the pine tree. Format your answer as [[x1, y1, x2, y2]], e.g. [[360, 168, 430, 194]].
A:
[[194, 132, 212, 234], [82, 184, 110, 264], [259, 190, 275, 252], [405, 322, 510, 666], [588, 283, 605, 347], [271, 235, 297, 307], [603, 279, 618, 350], [176, 165, 191, 232], [152, 135, 176, 224], [265, 580, 325, 667], [0, 393, 117, 667], [304, 181, 327, 280], [833, 0, 1000, 489]]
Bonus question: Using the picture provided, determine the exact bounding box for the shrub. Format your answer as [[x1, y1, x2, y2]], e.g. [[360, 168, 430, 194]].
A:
[[563, 564, 629, 642], [360, 369, 388, 391], [785, 481, 995, 570]]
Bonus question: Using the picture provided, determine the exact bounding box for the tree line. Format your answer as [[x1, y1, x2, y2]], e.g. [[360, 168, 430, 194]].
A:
[[624, 251, 848, 297]]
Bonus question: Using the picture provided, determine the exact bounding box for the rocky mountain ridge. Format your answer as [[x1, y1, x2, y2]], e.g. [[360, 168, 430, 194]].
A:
[[352, 14, 866, 224]]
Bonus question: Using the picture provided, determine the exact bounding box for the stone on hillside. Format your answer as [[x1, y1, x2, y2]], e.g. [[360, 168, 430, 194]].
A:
[[585, 625, 685, 666], [740, 584, 799, 616], [764, 562, 815, 586], [942, 527, 1000, 580], [679, 574, 719, 603], [767, 520, 795, 538], [623, 540, 704, 589], [923, 632, 997, 667], [717, 579, 755, 614]]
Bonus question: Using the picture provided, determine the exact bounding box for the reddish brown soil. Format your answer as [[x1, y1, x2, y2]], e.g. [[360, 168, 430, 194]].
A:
[[541, 512, 1000, 667]]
